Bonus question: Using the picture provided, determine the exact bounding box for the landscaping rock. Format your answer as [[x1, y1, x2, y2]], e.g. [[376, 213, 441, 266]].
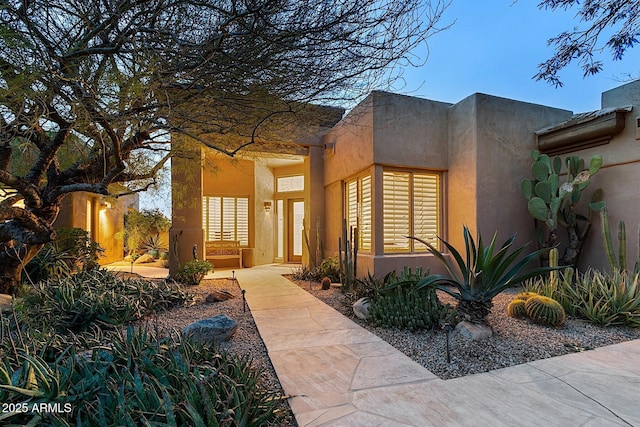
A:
[[0, 294, 12, 313], [353, 297, 370, 320], [182, 314, 238, 345], [456, 320, 493, 340], [205, 290, 235, 303], [134, 253, 155, 264]]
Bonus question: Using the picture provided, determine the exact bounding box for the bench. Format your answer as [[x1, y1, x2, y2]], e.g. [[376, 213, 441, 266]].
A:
[[205, 240, 243, 268]]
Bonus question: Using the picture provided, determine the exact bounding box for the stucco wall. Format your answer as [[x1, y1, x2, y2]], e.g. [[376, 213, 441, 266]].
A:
[[254, 161, 275, 266], [372, 91, 450, 169], [560, 80, 640, 271]]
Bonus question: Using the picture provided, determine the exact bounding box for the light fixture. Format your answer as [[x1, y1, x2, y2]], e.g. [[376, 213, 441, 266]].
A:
[[264, 201, 272, 212], [100, 201, 112, 210]]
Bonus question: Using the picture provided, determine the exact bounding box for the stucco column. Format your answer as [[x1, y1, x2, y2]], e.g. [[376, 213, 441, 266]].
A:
[[169, 143, 205, 276], [305, 145, 325, 266]]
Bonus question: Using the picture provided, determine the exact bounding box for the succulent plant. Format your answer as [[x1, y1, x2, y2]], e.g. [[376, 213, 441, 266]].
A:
[[507, 299, 527, 318], [598, 205, 640, 275], [513, 291, 538, 301], [525, 295, 566, 327], [521, 150, 604, 267], [321, 276, 331, 290]]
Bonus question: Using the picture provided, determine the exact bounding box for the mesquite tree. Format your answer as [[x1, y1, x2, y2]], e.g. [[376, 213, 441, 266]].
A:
[[0, 0, 450, 294]]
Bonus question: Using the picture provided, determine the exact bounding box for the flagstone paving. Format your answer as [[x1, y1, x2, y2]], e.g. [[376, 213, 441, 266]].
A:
[[110, 263, 640, 426], [235, 265, 640, 427]]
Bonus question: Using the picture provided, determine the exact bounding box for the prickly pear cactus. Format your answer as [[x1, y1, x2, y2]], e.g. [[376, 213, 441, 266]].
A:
[[507, 299, 527, 318], [521, 150, 604, 267], [525, 295, 566, 327]]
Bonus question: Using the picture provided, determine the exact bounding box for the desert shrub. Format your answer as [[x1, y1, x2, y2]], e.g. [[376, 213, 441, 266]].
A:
[[365, 268, 455, 330], [315, 257, 340, 282], [124, 208, 171, 255], [19, 269, 192, 333], [23, 227, 104, 284], [559, 269, 640, 327], [0, 326, 283, 426], [175, 260, 214, 285]]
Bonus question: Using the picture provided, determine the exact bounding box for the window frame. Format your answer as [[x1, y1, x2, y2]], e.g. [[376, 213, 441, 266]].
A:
[[202, 196, 250, 247], [382, 169, 440, 254], [344, 173, 372, 252]]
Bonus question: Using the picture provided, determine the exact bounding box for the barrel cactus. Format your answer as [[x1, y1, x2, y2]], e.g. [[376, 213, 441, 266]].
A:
[[507, 299, 527, 318], [321, 277, 331, 290], [513, 291, 538, 301], [525, 295, 566, 327]]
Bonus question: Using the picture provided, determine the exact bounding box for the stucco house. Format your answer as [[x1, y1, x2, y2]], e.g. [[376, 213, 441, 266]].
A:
[[170, 79, 640, 277]]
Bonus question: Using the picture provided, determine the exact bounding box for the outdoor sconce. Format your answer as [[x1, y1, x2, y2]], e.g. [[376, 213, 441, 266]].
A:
[[100, 201, 112, 210], [264, 201, 272, 213]]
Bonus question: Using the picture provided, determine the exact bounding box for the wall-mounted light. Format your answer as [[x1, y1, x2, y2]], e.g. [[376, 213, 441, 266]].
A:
[[264, 201, 272, 213], [100, 201, 112, 210]]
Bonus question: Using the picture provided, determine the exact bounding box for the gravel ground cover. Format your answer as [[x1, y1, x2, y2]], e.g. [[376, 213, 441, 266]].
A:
[[137, 277, 297, 427], [291, 278, 640, 380]]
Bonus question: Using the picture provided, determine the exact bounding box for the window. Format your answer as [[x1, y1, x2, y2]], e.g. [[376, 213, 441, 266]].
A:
[[276, 175, 304, 192], [202, 196, 249, 246], [345, 175, 371, 251], [383, 170, 439, 253]]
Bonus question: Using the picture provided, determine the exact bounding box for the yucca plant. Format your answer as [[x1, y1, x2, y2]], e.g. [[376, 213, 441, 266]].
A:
[[407, 226, 561, 325]]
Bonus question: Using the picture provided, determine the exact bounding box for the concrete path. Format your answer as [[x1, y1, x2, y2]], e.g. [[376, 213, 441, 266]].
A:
[[235, 265, 640, 427]]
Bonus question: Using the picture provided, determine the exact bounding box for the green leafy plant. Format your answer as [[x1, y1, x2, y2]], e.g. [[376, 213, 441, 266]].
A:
[[19, 269, 191, 333], [0, 325, 284, 426], [525, 295, 566, 327], [558, 269, 640, 327], [521, 150, 603, 267], [124, 209, 171, 256], [407, 226, 560, 324], [175, 260, 214, 285], [141, 233, 168, 258]]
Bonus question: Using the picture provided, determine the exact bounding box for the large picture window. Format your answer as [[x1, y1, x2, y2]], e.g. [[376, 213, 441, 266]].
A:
[[345, 175, 371, 251], [202, 196, 249, 246], [383, 170, 439, 253]]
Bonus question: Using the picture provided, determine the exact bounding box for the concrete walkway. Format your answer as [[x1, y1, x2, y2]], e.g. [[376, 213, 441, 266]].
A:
[[235, 265, 640, 427], [107, 263, 640, 426]]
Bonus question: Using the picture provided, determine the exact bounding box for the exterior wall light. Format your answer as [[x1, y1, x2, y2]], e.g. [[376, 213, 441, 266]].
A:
[[264, 201, 272, 213]]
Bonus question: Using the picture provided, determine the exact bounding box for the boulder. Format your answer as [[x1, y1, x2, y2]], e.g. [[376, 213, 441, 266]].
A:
[[353, 297, 371, 320], [182, 314, 238, 345], [0, 294, 12, 314], [134, 253, 155, 264], [455, 320, 493, 340], [205, 290, 235, 303]]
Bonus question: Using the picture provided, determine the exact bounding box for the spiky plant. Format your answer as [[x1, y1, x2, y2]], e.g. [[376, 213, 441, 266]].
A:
[[407, 226, 561, 325]]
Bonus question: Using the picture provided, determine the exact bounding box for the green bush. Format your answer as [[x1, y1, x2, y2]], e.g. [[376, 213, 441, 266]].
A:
[[175, 260, 214, 285], [0, 326, 284, 426], [19, 269, 192, 333]]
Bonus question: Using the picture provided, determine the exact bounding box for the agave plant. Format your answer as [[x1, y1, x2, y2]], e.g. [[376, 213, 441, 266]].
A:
[[408, 226, 561, 325]]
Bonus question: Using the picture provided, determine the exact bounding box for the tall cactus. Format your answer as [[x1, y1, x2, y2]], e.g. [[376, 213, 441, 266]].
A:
[[599, 205, 640, 274], [521, 150, 603, 267], [339, 219, 358, 292]]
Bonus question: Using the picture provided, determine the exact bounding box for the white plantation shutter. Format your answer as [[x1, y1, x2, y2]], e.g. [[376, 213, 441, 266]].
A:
[[236, 198, 249, 246], [359, 175, 372, 251], [413, 174, 439, 250], [345, 176, 372, 252], [202, 196, 249, 246], [383, 171, 410, 252]]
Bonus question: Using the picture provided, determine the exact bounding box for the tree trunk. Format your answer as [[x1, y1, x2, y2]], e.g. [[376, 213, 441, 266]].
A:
[[0, 243, 43, 295], [562, 225, 583, 268]]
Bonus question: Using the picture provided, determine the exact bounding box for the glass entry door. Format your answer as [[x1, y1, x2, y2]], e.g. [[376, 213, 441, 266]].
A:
[[288, 199, 304, 263]]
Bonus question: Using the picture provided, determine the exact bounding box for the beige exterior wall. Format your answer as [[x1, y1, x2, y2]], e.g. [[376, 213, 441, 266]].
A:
[[554, 80, 640, 271], [447, 94, 572, 250], [54, 191, 135, 265]]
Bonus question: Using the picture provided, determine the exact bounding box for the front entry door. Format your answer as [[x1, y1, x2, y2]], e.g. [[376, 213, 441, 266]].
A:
[[288, 199, 304, 263]]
